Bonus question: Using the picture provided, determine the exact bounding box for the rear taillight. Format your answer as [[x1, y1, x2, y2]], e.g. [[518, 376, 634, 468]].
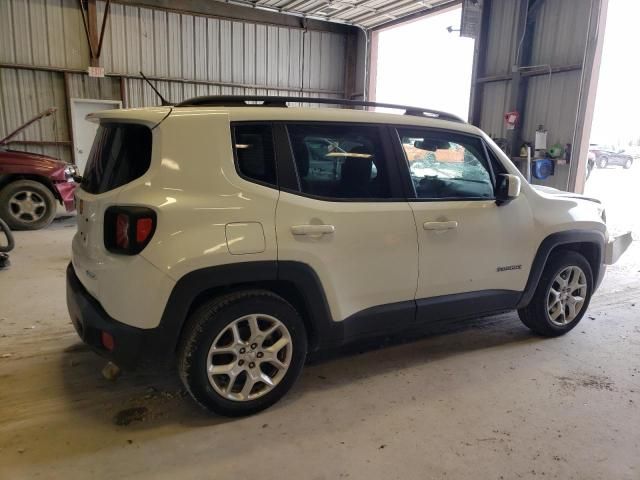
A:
[[104, 206, 156, 255], [116, 213, 130, 249]]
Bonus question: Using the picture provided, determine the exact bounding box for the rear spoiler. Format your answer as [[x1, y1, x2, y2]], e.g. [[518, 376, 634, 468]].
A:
[[86, 107, 172, 129]]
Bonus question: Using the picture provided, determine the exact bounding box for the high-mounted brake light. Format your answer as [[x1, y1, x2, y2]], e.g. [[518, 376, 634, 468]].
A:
[[105, 206, 156, 255]]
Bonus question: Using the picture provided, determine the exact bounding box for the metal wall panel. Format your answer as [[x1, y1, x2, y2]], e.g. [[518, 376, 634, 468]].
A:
[[531, 0, 592, 66], [0, 0, 89, 70], [98, 2, 346, 95], [521, 71, 582, 150], [0, 68, 120, 163], [124, 78, 341, 108], [66, 74, 121, 101], [0, 68, 71, 162], [479, 80, 512, 139], [1, 0, 351, 166], [473, 0, 595, 190], [483, 0, 521, 77], [521, 70, 582, 189]]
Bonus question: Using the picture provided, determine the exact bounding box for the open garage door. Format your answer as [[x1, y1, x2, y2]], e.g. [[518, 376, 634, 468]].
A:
[[370, 5, 475, 121]]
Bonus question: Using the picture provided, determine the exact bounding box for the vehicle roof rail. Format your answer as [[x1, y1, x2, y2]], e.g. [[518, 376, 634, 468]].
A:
[[175, 96, 465, 123]]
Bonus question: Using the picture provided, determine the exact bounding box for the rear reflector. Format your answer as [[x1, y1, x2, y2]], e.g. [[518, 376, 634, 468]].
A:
[[101, 331, 115, 351]]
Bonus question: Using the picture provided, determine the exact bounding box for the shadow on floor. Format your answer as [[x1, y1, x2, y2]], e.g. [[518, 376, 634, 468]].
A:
[[58, 311, 540, 429]]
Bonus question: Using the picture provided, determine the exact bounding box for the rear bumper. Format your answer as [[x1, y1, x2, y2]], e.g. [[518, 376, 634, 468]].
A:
[[66, 263, 157, 369]]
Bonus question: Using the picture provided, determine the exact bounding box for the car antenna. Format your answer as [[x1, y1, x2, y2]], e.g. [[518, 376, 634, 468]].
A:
[[139, 71, 173, 106]]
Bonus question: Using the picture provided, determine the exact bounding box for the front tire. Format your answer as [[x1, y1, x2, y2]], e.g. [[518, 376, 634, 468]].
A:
[[623, 158, 633, 169], [0, 180, 57, 230], [596, 156, 608, 168], [178, 290, 307, 417], [518, 251, 593, 337]]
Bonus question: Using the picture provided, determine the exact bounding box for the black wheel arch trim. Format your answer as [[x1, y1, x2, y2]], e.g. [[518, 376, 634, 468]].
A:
[[517, 229, 605, 309], [0, 174, 64, 205], [157, 260, 335, 355]]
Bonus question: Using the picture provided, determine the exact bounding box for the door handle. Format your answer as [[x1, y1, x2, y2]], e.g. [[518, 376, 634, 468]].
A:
[[290, 224, 335, 236], [423, 221, 458, 231]]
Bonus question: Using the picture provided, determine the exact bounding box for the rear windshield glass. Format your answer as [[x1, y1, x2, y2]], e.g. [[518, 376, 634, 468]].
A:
[[82, 123, 152, 194]]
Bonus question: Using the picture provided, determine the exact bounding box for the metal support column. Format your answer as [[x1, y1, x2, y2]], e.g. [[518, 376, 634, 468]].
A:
[[469, 0, 492, 126], [506, 0, 538, 157]]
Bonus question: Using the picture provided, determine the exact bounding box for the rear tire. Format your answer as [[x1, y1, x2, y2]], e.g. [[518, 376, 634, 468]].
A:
[[518, 251, 593, 337], [178, 290, 307, 417], [0, 180, 57, 230]]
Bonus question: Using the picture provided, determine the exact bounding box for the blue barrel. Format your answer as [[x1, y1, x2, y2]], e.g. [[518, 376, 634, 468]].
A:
[[532, 158, 555, 179]]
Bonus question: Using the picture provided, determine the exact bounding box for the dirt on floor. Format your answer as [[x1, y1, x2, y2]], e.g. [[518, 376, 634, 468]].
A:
[[0, 213, 639, 479]]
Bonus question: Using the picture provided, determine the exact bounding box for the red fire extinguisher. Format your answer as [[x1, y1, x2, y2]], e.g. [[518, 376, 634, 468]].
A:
[[504, 111, 519, 130]]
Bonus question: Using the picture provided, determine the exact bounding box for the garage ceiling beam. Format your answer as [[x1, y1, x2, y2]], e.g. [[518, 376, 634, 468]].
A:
[[476, 63, 583, 84], [370, 0, 460, 31], [114, 0, 354, 34]]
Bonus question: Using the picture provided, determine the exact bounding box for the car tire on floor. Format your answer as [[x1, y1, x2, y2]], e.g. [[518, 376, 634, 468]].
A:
[[518, 251, 593, 337], [0, 180, 57, 231], [178, 290, 308, 417]]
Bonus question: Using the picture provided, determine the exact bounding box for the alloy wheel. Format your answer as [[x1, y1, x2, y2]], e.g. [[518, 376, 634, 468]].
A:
[[9, 190, 47, 223], [207, 314, 293, 401], [547, 266, 588, 326]]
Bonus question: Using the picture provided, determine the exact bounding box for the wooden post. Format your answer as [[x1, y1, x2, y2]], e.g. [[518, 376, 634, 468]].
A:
[[87, 0, 99, 67]]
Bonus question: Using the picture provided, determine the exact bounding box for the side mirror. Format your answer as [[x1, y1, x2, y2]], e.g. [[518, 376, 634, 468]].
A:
[[496, 173, 521, 205]]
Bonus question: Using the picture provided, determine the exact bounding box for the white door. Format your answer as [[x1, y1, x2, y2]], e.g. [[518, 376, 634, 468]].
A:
[[70, 99, 121, 174], [275, 123, 419, 332], [394, 127, 534, 312]]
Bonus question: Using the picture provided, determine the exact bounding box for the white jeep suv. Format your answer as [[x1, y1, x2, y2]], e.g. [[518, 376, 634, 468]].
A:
[[66, 96, 631, 416]]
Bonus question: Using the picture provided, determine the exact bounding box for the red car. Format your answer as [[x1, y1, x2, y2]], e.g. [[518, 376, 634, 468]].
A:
[[0, 109, 77, 230]]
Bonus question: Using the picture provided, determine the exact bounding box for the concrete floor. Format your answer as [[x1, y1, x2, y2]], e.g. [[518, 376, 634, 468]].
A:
[[1, 194, 639, 479]]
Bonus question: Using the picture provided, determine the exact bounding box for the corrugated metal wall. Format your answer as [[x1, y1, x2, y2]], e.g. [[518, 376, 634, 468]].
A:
[[67, 74, 121, 101], [476, 0, 594, 189], [124, 78, 340, 108], [0, 0, 350, 163], [99, 1, 346, 101], [0, 67, 71, 162], [0, 0, 89, 70]]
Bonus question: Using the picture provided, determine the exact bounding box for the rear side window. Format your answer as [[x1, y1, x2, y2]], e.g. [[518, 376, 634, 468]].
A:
[[232, 124, 277, 186], [287, 124, 391, 200], [82, 123, 152, 194]]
